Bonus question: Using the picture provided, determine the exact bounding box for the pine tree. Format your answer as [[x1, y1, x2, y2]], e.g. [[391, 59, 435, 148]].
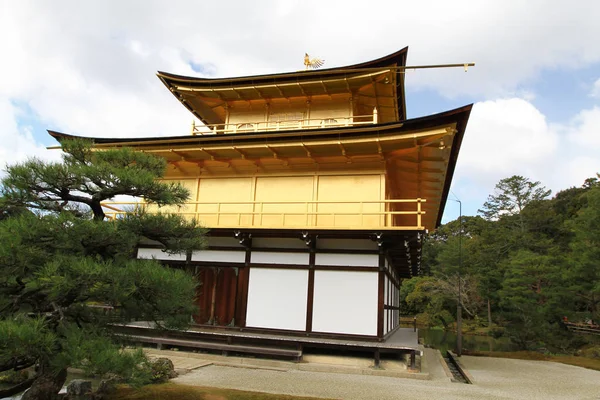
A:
[[567, 180, 600, 324], [0, 140, 206, 399]]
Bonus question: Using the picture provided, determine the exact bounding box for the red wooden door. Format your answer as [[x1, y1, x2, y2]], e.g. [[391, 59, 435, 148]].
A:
[[193, 267, 238, 326]]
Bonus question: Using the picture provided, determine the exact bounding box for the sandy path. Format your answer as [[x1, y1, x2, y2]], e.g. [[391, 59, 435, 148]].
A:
[[173, 354, 600, 400]]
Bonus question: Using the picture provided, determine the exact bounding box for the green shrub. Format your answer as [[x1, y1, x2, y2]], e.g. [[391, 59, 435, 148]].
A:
[[579, 345, 600, 359], [489, 326, 506, 338]]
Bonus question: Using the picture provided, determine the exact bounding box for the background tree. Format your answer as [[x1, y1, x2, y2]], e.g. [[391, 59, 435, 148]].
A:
[[401, 174, 599, 352], [479, 175, 551, 229], [566, 179, 600, 324], [0, 140, 206, 400]]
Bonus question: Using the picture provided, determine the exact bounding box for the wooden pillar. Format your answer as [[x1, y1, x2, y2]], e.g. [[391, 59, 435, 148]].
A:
[[374, 348, 381, 368], [237, 235, 252, 329], [305, 236, 316, 333], [410, 351, 417, 370], [377, 246, 385, 339]]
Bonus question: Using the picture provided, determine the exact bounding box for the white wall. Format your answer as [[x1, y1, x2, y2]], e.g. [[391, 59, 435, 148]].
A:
[[384, 310, 389, 335], [246, 268, 308, 331], [315, 253, 379, 267], [384, 275, 390, 334], [137, 248, 187, 261], [251, 251, 309, 265], [191, 250, 246, 263], [312, 270, 378, 336]]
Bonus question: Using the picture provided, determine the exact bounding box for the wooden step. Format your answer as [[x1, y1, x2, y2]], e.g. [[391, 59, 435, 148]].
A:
[[119, 334, 303, 360]]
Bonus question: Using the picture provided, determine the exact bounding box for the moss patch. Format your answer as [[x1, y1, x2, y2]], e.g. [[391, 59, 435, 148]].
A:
[[108, 383, 332, 400]]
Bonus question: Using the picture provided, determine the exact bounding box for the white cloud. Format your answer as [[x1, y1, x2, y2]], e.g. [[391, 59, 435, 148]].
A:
[[451, 98, 600, 216], [591, 78, 600, 98], [456, 98, 558, 184], [0, 100, 60, 174], [0, 0, 599, 215], [1, 1, 599, 141], [567, 106, 600, 149]]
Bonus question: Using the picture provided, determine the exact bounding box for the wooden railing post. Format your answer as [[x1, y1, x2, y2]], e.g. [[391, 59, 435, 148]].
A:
[[360, 201, 364, 227], [260, 202, 264, 226], [305, 202, 309, 226], [386, 200, 392, 227], [417, 199, 422, 229]]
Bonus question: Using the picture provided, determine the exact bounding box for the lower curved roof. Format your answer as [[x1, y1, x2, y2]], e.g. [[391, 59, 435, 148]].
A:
[[48, 104, 472, 230]]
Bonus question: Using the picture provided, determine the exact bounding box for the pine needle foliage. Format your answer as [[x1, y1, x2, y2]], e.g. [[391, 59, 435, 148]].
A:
[[0, 140, 207, 399]]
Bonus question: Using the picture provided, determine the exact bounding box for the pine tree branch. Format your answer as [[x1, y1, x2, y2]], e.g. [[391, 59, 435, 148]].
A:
[[0, 377, 35, 398], [0, 357, 37, 373]]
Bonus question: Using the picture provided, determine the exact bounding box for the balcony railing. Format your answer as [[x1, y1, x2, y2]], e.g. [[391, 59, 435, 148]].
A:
[[101, 198, 425, 230], [191, 111, 379, 135]]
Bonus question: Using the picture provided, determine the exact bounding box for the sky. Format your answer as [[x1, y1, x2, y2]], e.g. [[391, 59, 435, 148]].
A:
[[1, 0, 599, 222]]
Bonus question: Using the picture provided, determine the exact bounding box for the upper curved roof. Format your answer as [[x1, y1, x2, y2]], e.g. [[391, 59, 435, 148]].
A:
[[157, 48, 409, 126]]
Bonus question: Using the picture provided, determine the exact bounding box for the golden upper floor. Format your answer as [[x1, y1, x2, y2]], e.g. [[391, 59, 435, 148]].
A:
[[158, 48, 408, 134]]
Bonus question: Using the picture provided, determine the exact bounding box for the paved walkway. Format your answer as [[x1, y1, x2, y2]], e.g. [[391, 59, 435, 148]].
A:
[[150, 349, 600, 399]]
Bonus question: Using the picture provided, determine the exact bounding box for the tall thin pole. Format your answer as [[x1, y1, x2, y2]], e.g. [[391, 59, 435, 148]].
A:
[[456, 199, 462, 357]]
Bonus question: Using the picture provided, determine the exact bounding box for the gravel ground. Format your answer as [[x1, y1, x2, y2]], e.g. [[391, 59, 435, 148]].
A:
[[173, 355, 600, 400]]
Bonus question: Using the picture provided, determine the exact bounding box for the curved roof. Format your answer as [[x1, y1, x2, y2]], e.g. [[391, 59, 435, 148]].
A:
[[157, 48, 408, 126], [48, 103, 472, 230]]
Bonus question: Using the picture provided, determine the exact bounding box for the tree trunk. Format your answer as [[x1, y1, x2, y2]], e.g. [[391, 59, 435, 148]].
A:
[[89, 200, 105, 221], [21, 365, 67, 400], [487, 298, 492, 327]]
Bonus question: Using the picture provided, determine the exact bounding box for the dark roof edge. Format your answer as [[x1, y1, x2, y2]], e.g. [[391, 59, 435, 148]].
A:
[[156, 47, 409, 84], [47, 103, 471, 147], [435, 103, 473, 228]]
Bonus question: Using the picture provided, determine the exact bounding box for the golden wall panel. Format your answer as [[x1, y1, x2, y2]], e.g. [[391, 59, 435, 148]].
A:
[[196, 177, 254, 226], [148, 172, 388, 229], [254, 176, 314, 227], [316, 175, 382, 227], [224, 96, 352, 131], [308, 102, 351, 126]]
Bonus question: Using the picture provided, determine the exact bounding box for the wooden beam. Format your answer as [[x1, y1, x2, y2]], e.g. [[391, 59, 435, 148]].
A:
[[239, 237, 252, 328], [274, 84, 286, 98], [297, 82, 308, 97], [232, 147, 247, 160], [320, 80, 331, 97], [377, 249, 385, 339], [306, 239, 316, 333]]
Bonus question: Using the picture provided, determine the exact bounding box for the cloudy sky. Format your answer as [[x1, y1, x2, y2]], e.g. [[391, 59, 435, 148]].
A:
[[1, 0, 599, 220]]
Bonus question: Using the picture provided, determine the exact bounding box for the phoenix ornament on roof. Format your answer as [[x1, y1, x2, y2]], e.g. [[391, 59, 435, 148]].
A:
[[304, 53, 325, 70]]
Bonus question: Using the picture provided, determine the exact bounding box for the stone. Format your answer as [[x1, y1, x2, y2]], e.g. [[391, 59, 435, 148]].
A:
[[66, 379, 92, 396], [151, 357, 178, 382]]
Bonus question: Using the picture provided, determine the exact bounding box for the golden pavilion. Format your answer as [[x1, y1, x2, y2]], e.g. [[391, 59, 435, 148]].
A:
[[49, 47, 472, 369]]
